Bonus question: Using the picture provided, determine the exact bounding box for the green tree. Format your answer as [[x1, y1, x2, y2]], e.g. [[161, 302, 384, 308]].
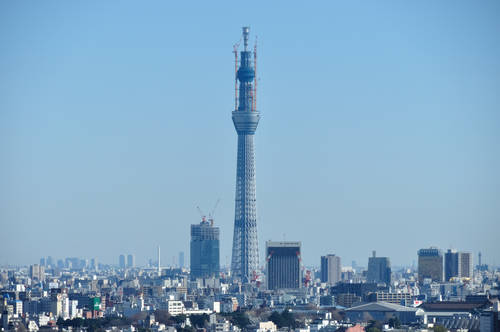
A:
[[230, 311, 250, 328], [434, 325, 448, 332], [268, 310, 299, 328], [269, 311, 285, 328], [189, 314, 209, 328], [366, 327, 382, 332], [172, 314, 187, 324], [388, 317, 401, 328], [56, 317, 65, 327]]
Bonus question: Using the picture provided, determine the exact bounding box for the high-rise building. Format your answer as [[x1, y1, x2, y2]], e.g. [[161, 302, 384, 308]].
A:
[[190, 218, 220, 280], [418, 247, 443, 283], [29, 264, 45, 281], [119, 254, 126, 269], [230, 27, 260, 282], [179, 251, 185, 269], [444, 249, 473, 280], [127, 254, 135, 268], [90, 258, 98, 271], [459, 252, 473, 278], [445, 249, 460, 281], [367, 251, 391, 285], [266, 241, 301, 290], [321, 254, 342, 285]]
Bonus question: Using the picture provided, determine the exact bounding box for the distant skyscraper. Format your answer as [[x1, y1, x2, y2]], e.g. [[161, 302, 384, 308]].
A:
[[190, 218, 220, 280], [266, 241, 301, 290], [321, 254, 342, 285], [230, 27, 260, 282], [179, 251, 185, 269], [119, 254, 126, 269], [90, 258, 98, 271], [367, 251, 391, 285], [445, 249, 460, 281], [459, 252, 473, 278], [444, 249, 473, 280], [127, 254, 135, 268], [29, 264, 45, 281], [418, 247, 443, 283]]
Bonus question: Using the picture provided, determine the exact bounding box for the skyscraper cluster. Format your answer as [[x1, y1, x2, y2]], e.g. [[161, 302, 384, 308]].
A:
[[119, 254, 135, 269], [418, 247, 473, 283]]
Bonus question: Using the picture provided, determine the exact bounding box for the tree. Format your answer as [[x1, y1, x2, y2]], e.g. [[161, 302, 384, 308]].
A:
[[269, 311, 285, 328], [388, 317, 401, 328], [189, 314, 209, 328], [434, 325, 448, 332], [172, 314, 187, 324], [154, 310, 172, 325], [230, 311, 250, 329], [366, 327, 382, 332], [268, 310, 299, 329]]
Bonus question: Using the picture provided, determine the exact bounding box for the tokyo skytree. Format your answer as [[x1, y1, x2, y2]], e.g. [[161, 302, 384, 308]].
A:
[[230, 27, 260, 282]]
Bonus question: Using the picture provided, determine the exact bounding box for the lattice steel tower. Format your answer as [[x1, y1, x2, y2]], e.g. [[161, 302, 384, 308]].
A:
[[230, 27, 260, 281]]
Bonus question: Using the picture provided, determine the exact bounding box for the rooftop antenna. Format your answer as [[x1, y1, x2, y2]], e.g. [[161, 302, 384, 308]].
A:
[[242, 26, 250, 51], [157, 245, 161, 276]]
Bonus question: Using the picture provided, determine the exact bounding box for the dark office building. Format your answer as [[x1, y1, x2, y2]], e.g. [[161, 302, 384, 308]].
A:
[[367, 251, 391, 285], [266, 241, 301, 290], [418, 247, 443, 283], [445, 250, 473, 281], [190, 218, 220, 280], [445, 249, 460, 281]]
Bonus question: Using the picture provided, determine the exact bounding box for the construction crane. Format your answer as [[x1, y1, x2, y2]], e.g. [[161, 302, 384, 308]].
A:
[[197, 199, 220, 225], [208, 198, 220, 226], [233, 39, 241, 110], [196, 206, 207, 223]]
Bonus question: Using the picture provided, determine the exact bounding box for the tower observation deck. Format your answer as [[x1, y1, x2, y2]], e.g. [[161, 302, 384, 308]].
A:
[[230, 27, 260, 282]]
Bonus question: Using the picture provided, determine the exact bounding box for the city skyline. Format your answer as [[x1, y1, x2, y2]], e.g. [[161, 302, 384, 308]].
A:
[[1, 1, 499, 267]]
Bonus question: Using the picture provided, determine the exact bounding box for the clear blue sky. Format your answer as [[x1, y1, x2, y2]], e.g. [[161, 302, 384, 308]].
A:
[[1, 1, 499, 268]]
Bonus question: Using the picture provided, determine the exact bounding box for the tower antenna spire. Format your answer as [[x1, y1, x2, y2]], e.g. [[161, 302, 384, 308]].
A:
[[243, 26, 249, 51]]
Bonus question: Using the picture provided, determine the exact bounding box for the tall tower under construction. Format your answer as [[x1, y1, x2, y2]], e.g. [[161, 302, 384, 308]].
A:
[[230, 27, 260, 281]]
